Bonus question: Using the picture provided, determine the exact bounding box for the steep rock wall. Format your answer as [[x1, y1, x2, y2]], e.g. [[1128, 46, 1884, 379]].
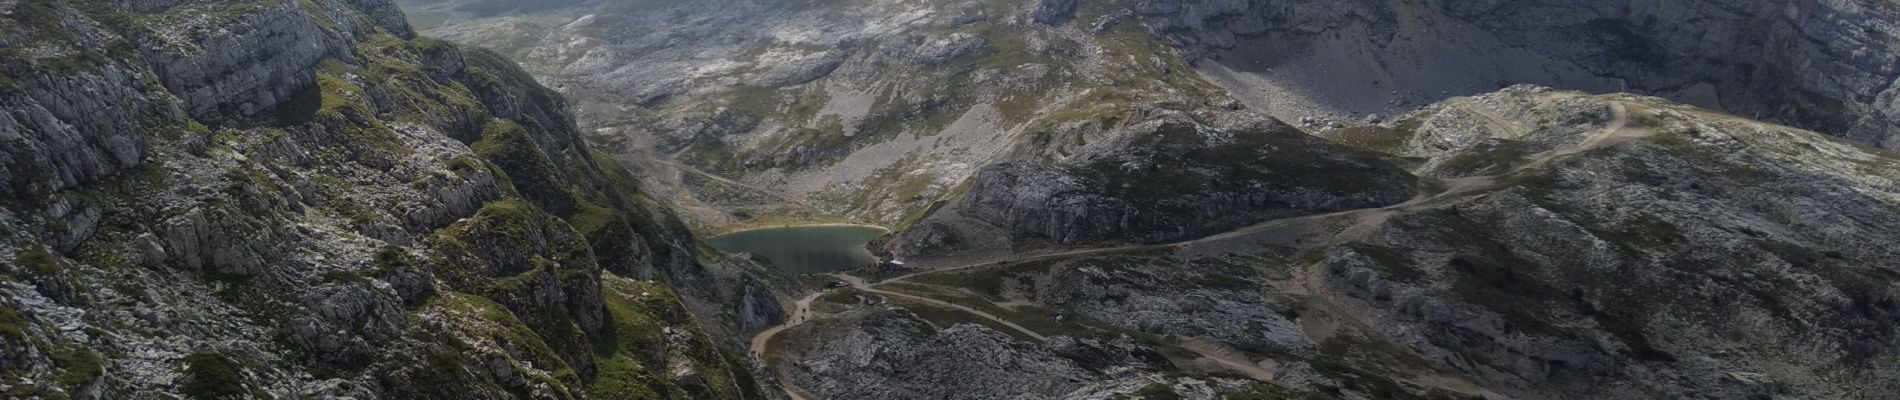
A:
[[0, 1, 787, 398]]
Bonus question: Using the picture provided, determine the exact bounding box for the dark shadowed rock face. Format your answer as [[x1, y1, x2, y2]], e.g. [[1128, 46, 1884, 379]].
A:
[[961, 117, 1417, 245], [1145, 0, 1900, 149]]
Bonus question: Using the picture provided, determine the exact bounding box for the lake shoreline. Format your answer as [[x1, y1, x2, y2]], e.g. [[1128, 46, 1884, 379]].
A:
[[706, 224, 891, 275], [708, 222, 892, 239]]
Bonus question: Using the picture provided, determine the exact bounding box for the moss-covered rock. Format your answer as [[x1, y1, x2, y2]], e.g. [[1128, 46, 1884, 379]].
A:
[[49, 345, 103, 390], [589, 276, 756, 400], [180, 353, 247, 400], [0, 1, 783, 398], [947, 116, 1418, 245], [473, 120, 578, 216], [12, 246, 62, 277], [0, 303, 27, 342]]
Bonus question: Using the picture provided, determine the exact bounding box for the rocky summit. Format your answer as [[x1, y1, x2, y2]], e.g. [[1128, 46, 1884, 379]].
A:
[[1, 1, 785, 399], [3, 0, 1898, 399]]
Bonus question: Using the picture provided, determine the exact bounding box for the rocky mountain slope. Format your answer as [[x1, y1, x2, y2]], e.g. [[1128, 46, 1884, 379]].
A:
[[1163, 0, 1900, 148], [833, 87, 1900, 400], [0, 0, 786, 398], [895, 111, 1416, 257], [408, 0, 1899, 233], [406, 1, 1900, 399], [5, 0, 1898, 400], [403, 0, 1244, 231]]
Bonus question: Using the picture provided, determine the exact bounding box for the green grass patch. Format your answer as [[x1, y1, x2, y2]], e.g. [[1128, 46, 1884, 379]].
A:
[[816, 288, 866, 305], [1593, 214, 1684, 251], [905, 266, 1018, 302], [1340, 243, 1426, 284], [474, 119, 577, 215], [567, 200, 621, 238], [446, 156, 484, 178], [316, 71, 368, 116], [1070, 120, 1417, 216], [50, 345, 103, 389], [588, 279, 671, 400], [589, 277, 747, 399], [294, 0, 340, 31], [301, 69, 415, 161], [1431, 139, 1536, 176], [1325, 120, 1421, 156], [0, 304, 27, 341], [434, 292, 579, 392], [1316, 334, 1439, 377], [1219, 386, 1331, 400], [425, 200, 593, 305], [373, 245, 414, 272], [1446, 255, 1577, 340], [880, 279, 1123, 341], [180, 353, 246, 400], [13, 245, 62, 277], [886, 297, 1040, 343]]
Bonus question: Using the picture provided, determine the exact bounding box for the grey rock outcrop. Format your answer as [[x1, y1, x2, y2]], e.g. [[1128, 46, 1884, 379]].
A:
[[777, 297, 1281, 400], [826, 87, 1900, 400], [882, 32, 987, 66], [952, 115, 1415, 245], [783, 309, 1098, 399], [297, 1, 1900, 398], [406, 0, 1900, 237], [0, 57, 156, 199], [1039, 256, 1311, 356], [739, 50, 846, 88], [145, 0, 361, 122], [0, 1, 787, 398], [403, 0, 1249, 230], [1033, 0, 1077, 25], [1306, 88, 1900, 398]]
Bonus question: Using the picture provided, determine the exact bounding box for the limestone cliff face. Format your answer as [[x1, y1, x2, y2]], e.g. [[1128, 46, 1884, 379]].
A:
[[0, 1, 783, 398], [1, 0, 412, 199]]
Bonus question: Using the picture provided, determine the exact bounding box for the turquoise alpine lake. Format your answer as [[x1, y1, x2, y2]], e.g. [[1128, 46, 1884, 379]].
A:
[[706, 225, 888, 274]]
